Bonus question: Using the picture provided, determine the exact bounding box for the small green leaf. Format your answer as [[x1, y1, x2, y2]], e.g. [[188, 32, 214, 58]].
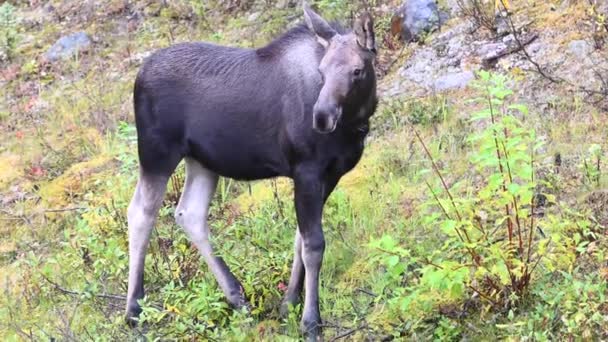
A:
[[508, 104, 529, 116]]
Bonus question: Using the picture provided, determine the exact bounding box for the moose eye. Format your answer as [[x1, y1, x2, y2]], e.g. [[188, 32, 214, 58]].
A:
[[353, 68, 362, 77]]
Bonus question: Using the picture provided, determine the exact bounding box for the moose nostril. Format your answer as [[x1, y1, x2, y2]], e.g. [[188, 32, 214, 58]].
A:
[[315, 115, 325, 129]]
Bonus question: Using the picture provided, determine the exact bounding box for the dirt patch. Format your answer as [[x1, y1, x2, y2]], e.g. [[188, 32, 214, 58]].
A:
[[585, 189, 608, 227]]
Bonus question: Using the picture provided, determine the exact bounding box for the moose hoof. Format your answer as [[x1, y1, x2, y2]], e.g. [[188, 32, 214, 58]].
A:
[[125, 315, 139, 328], [228, 293, 251, 312], [125, 306, 142, 328], [301, 318, 322, 341], [279, 297, 300, 318], [279, 302, 291, 318]]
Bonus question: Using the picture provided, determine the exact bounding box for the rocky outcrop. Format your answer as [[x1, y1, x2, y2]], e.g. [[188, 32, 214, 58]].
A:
[[44, 31, 91, 61], [392, 0, 448, 42], [383, 21, 476, 96], [382, 3, 607, 106]]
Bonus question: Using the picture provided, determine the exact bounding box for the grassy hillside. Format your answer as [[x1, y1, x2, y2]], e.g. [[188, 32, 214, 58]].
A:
[[1, 0, 607, 340]]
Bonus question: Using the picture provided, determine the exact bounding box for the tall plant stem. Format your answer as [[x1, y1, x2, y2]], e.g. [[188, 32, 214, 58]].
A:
[[527, 146, 535, 263], [500, 139, 524, 255], [486, 89, 514, 246], [413, 128, 469, 241], [412, 125, 481, 265], [424, 179, 467, 244]]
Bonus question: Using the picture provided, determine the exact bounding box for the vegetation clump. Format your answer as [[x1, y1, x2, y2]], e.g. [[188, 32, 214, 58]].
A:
[[0, 2, 19, 61]]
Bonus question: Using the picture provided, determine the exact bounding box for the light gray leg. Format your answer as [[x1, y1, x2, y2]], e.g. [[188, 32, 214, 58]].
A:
[[281, 230, 305, 315], [175, 158, 247, 308], [293, 168, 326, 340], [125, 172, 169, 324], [300, 233, 325, 339]]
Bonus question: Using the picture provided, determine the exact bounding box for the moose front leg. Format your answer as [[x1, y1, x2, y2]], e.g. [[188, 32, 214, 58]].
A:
[[293, 168, 337, 340], [282, 174, 340, 316]]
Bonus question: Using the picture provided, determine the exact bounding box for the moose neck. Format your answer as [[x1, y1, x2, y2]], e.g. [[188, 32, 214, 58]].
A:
[[341, 78, 377, 132]]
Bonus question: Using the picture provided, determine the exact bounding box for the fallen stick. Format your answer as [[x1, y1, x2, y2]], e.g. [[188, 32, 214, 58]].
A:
[[482, 33, 539, 68]]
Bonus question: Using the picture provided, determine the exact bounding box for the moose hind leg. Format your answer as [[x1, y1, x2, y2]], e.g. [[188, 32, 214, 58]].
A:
[[175, 158, 247, 308], [281, 230, 305, 316], [126, 172, 170, 324]]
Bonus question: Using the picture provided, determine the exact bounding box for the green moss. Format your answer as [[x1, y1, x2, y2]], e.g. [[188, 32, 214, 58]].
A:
[[0, 153, 22, 190], [234, 178, 292, 213], [38, 155, 113, 207]]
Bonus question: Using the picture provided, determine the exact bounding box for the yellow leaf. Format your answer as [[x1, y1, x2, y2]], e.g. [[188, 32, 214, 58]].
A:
[[166, 304, 181, 314], [496, 0, 510, 11]]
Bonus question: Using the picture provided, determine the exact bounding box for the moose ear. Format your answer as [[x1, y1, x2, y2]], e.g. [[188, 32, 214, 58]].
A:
[[354, 12, 376, 54], [303, 1, 336, 48]]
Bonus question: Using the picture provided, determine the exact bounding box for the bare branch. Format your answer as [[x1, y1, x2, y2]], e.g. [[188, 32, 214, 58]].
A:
[[43, 207, 87, 213], [330, 324, 368, 341], [41, 274, 127, 302]]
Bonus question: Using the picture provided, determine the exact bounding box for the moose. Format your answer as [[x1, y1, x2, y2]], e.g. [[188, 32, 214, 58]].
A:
[[125, 3, 377, 338]]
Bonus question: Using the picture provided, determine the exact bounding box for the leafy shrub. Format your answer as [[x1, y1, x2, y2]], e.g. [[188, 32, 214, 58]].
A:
[[415, 71, 565, 304], [368, 71, 600, 337], [0, 2, 19, 61], [496, 271, 607, 339], [580, 143, 603, 188], [407, 96, 450, 126], [373, 95, 450, 134], [587, 0, 608, 37]]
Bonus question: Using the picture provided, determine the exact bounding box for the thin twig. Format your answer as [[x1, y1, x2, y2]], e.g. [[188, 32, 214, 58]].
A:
[[498, 252, 518, 292], [330, 324, 367, 341], [424, 179, 468, 244], [467, 285, 499, 306], [528, 238, 551, 276], [424, 179, 452, 221], [271, 179, 285, 220], [482, 33, 538, 67], [412, 125, 481, 264], [384, 44, 407, 74], [355, 288, 377, 297], [0, 208, 33, 225], [43, 207, 86, 213], [412, 128, 465, 226], [41, 274, 127, 302], [500, 1, 562, 84]]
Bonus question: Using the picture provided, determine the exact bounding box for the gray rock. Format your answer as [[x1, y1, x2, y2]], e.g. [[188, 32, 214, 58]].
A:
[[390, 21, 480, 95], [495, 14, 510, 36], [400, 48, 437, 86], [502, 34, 515, 45], [44, 31, 91, 61], [526, 39, 544, 54], [275, 0, 296, 8], [247, 11, 261, 22], [476, 42, 508, 60], [446, 36, 465, 58], [444, 0, 462, 16], [395, 0, 448, 42], [434, 71, 475, 91], [124, 50, 153, 65], [599, 0, 608, 14], [568, 40, 592, 60]]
